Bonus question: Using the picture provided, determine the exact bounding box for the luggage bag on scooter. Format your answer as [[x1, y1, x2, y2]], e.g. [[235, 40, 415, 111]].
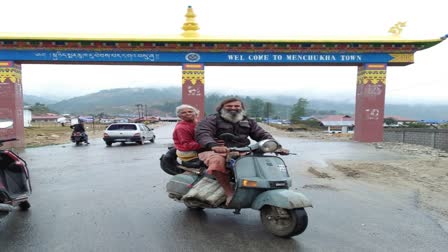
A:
[[181, 177, 226, 207]]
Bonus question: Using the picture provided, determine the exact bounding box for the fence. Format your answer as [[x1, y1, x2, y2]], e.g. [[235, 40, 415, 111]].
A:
[[383, 128, 448, 151]]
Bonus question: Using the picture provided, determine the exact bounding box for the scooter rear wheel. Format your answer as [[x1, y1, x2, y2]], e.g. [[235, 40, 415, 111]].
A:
[[0, 211, 9, 217], [260, 206, 308, 238]]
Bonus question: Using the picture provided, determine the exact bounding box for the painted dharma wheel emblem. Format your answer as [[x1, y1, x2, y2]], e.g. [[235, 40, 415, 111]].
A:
[[186, 53, 200, 62]]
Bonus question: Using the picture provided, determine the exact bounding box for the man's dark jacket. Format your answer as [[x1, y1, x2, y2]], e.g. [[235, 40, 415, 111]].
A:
[[70, 124, 86, 133], [195, 114, 273, 149]]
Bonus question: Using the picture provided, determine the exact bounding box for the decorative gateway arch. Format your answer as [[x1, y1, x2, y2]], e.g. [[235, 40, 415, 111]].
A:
[[0, 6, 445, 148]]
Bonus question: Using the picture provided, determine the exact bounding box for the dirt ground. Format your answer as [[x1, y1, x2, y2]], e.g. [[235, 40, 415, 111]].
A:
[[24, 124, 107, 147], [262, 123, 448, 223], [24, 122, 166, 147]]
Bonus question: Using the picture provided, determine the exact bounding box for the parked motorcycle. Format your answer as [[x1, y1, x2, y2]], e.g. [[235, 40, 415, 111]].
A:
[[160, 135, 312, 238], [71, 131, 88, 146], [0, 120, 32, 215]]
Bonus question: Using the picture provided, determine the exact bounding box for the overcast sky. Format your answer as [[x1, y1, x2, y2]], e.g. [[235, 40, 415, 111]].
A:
[[2, 0, 447, 104]]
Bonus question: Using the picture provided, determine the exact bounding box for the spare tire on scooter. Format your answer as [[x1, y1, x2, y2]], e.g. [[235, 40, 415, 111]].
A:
[[160, 147, 184, 175]]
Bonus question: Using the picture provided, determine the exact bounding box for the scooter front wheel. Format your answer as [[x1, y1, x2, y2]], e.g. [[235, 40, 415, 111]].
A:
[[260, 206, 308, 238], [18, 200, 31, 211], [185, 205, 204, 211]]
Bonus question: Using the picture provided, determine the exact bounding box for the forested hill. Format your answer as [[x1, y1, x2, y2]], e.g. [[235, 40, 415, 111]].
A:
[[23, 94, 58, 106], [36, 87, 448, 120], [48, 87, 181, 115]]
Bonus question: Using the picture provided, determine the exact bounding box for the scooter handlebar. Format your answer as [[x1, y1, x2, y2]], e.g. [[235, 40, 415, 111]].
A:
[[274, 151, 298, 156]]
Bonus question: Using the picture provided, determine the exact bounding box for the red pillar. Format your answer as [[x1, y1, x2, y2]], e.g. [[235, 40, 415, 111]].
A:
[[0, 62, 25, 148], [353, 63, 387, 142], [181, 63, 205, 119]]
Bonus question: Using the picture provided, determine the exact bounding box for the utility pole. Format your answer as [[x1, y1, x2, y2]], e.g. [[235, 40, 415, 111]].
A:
[[136, 104, 143, 120], [265, 102, 272, 125], [92, 115, 95, 132], [140, 104, 143, 119]]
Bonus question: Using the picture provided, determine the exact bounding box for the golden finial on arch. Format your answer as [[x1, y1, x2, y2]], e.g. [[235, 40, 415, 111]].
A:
[[181, 6, 200, 37], [388, 21, 407, 36]]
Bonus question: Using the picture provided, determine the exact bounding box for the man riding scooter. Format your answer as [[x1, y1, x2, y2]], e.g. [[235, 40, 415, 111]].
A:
[[195, 97, 288, 206], [164, 97, 311, 237], [70, 119, 90, 145]]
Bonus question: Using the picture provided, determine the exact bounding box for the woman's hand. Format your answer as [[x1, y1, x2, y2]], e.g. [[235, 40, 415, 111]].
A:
[[211, 146, 229, 154]]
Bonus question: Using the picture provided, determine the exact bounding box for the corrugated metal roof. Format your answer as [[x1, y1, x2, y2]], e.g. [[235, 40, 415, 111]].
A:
[[384, 115, 416, 122], [321, 121, 354, 126]]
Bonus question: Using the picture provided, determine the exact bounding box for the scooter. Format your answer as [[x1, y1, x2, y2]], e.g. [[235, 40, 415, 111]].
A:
[[0, 121, 32, 215], [160, 135, 312, 238], [71, 131, 88, 146]]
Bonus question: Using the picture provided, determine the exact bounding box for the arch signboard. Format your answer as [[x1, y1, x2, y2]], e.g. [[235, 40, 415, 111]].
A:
[[0, 6, 445, 147]]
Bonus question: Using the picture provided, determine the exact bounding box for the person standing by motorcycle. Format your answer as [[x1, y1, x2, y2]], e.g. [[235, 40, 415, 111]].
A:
[[70, 119, 90, 144], [195, 97, 286, 206], [173, 104, 202, 162]]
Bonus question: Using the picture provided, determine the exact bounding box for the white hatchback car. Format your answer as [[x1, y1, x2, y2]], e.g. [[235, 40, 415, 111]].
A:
[[103, 123, 156, 146]]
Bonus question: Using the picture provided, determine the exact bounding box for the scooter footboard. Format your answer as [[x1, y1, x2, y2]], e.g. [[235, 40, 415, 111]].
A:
[[251, 189, 312, 210]]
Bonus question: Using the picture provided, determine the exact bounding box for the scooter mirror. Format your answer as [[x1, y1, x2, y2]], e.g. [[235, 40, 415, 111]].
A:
[[0, 119, 13, 129]]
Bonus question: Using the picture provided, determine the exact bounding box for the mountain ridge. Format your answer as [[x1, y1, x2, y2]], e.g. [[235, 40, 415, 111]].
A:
[[24, 88, 448, 120]]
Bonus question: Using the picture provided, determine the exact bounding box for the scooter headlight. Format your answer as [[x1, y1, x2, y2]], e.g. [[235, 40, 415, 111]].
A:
[[258, 139, 280, 153]]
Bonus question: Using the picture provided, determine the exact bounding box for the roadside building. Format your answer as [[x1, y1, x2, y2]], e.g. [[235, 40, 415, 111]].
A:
[[32, 113, 60, 125], [113, 118, 129, 123], [384, 116, 417, 127], [419, 119, 448, 128], [159, 117, 179, 122], [78, 116, 94, 123], [262, 118, 284, 125], [133, 116, 160, 123], [318, 115, 355, 133], [56, 115, 71, 126], [99, 118, 114, 124], [23, 106, 32, 127]]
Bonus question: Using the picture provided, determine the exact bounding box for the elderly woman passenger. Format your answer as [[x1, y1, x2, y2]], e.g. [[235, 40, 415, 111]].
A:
[[173, 104, 202, 162]]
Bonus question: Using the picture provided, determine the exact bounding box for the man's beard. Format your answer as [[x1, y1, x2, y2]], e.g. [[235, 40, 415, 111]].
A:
[[220, 108, 246, 123]]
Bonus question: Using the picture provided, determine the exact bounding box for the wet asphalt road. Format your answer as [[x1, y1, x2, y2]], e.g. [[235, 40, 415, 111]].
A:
[[1, 123, 447, 251]]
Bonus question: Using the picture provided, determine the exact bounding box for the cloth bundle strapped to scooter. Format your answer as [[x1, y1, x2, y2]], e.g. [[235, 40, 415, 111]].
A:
[[181, 177, 226, 207]]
